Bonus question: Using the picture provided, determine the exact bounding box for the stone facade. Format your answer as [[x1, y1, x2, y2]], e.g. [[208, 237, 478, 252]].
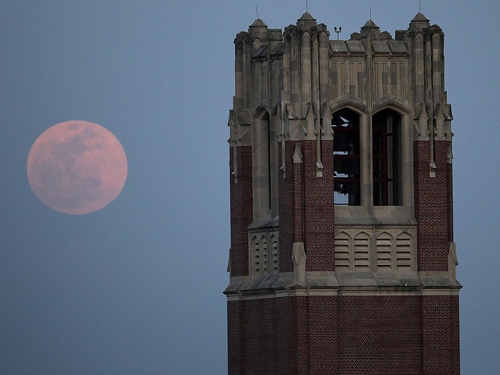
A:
[[226, 11, 460, 375]]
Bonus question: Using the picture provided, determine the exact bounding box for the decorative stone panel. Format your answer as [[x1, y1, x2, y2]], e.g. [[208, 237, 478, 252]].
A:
[[335, 227, 416, 272], [249, 230, 279, 275], [353, 232, 370, 271]]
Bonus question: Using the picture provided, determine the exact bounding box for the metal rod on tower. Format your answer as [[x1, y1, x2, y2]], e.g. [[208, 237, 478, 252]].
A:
[[256, 6, 258, 19]]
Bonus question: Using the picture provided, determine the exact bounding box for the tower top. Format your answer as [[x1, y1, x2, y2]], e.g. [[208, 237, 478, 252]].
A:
[[410, 12, 431, 31], [362, 19, 379, 29], [297, 11, 317, 26], [412, 11, 430, 22], [360, 18, 381, 38], [250, 18, 267, 28]]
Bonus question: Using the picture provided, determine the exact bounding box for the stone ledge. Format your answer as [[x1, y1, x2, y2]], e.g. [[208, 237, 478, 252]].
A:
[[335, 206, 417, 226], [224, 271, 461, 299]]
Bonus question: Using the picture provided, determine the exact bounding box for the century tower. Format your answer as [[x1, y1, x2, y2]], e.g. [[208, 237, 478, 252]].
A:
[[225, 11, 460, 375]]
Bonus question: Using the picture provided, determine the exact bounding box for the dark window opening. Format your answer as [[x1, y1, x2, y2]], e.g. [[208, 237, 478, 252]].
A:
[[332, 109, 361, 206], [372, 109, 402, 206]]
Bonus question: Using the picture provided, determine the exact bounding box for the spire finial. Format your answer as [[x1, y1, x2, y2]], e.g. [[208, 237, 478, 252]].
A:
[[370, 7, 372, 20], [256, 6, 258, 19], [419, 0, 422, 12], [306, 0, 308, 12]]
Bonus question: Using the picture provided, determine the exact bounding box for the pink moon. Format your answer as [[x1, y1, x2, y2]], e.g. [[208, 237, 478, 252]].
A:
[[27, 120, 128, 215]]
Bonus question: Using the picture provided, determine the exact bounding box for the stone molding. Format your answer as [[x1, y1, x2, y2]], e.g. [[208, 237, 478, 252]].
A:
[[224, 269, 461, 301]]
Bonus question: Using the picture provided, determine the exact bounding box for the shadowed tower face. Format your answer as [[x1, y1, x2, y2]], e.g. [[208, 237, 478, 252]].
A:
[[226, 11, 460, 375]]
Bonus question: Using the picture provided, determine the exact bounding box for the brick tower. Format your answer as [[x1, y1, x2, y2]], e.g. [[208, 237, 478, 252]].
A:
[[225, 11, 460, 375]]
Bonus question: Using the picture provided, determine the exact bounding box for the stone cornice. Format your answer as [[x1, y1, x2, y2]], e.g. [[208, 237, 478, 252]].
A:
[[224, 271, 461, 301]]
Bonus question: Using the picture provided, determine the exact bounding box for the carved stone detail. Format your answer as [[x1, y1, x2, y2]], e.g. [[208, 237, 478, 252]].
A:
[[292, 143, 303, 164], [292, 242, 307, 287], [448, 242, 458, 282], [248, 230, 279, 276], [414, 102, 429, 140], [335, 227, 416, 272]]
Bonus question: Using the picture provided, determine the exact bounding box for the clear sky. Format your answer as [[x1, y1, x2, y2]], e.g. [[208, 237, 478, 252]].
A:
[[0, 1, 498, 374]]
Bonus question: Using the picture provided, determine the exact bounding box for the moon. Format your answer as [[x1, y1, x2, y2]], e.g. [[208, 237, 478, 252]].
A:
[[27, 120, 128, 215]]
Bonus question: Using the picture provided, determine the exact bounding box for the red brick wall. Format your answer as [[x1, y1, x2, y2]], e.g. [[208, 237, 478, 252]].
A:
[[276, 139, 336, 273], [228, 294, 460, 374], [227, 300, 245, 375], [309, 296, 338, 374], [275, 297, 292, 374], [422, 295, 460, 374], [230, 146, 253, 277], [292, 296, 310, 374], [447, 145, 454, 242], [338, 296, 423, 374], [278, 141, 299, 273], [229, 126, 457, 375], [302, 140, 335, 271], [293, 143, 305, 244], [414, 140, 452, 271], [228, 295, 339, 375], [243, 299, 277, 374]]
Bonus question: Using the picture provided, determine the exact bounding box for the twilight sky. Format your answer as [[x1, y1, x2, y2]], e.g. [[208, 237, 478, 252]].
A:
[[1, 1, 499, 374]]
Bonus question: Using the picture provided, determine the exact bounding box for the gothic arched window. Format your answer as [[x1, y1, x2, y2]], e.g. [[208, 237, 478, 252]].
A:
[[253, 110, 279, 219], [372, 109, 402, 206], [332, 108, 361, 206]]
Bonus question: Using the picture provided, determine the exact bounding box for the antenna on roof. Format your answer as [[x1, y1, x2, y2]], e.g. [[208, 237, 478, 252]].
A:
[[256, 6, 259, 19], [419, 0, 422, 12], [370, 7, 372, 20], [334, 26, 342, 40], [306, 0, 309, 12]]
